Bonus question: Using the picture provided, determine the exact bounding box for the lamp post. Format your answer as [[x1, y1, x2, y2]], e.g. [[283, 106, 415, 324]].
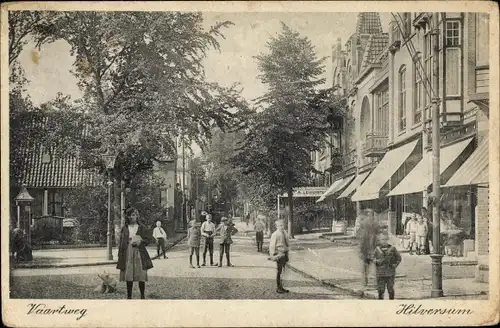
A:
[[430, 12, 443, 298], [15, 185, 34, 249], [102, 152, 117, 261]]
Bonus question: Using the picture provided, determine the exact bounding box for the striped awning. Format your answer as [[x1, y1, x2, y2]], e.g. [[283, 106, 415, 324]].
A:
[[352, 139, 419, 201], [444, 137, 488, 187], [316, 175, 355, 203], [388, 137, 474, 196], [338, 171, 371, 199]]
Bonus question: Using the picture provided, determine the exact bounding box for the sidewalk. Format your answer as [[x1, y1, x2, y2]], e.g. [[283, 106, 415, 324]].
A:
[[286, 235, 488, 299], [12, 233, 186, 269]]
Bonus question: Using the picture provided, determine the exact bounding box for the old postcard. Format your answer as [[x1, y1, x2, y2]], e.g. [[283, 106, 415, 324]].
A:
[[1, 1, 499, 327]]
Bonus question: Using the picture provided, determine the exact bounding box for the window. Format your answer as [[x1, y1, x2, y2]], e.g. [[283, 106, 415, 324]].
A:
[[48, 190, 64, 217], [476, 13, 489, 66], [41, 146, 51, 164], [413, 53, 423, 125], [445, 21, 461, 46], [423, 32, 433, 119], [445, 21, 462, 96], [375, 88, 389, 135], [403, 13, 412, 37], [398, 66, 407, 131]]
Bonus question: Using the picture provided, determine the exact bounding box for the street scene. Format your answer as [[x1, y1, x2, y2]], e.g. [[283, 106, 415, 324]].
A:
[[7, 9, 491, 303]]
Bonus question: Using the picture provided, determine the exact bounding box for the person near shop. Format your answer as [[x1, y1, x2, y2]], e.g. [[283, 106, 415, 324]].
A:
[[152, 220, 168, 259], [405, 214, 418, 255], [269, 219, 290, 294], [415, 215, 428, 255], [254, 217, 265, 252], [200, 214, 216, 266], [422, 207, 432, 254], [187, 220, 202, 268], [117, 207, 153, 300], [374, 234, 402, 300], [215, 217, 238, 267]]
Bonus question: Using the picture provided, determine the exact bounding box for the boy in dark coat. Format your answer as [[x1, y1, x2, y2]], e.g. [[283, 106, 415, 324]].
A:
[[374, 234, 402, 300]]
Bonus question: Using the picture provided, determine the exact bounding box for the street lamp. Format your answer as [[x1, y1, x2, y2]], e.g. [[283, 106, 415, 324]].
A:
[[15, 185, 34, 248], [102, 152, 117, 261]]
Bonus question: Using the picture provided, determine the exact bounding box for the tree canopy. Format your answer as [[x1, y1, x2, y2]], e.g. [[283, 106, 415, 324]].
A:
[[231, 23, 347, 237]]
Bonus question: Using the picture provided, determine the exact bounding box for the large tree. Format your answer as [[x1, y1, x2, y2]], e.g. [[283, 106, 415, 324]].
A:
[[37, 11, 250, 237], [232, 23, 346, 238]]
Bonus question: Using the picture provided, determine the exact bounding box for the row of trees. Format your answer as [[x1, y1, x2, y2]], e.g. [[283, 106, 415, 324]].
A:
[[9, 11, 250, 239], [10, 12, 347, 240]]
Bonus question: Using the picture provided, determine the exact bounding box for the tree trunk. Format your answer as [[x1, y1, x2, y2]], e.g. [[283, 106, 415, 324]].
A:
[[287, 185, 294, 239], [113, 176, 121, 247]]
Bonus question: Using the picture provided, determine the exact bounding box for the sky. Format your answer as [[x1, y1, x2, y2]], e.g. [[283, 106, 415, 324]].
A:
[[19, 12, 391, 107]]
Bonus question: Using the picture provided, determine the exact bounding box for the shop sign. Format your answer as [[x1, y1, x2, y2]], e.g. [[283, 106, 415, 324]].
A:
[[281, 187, 329, 198]]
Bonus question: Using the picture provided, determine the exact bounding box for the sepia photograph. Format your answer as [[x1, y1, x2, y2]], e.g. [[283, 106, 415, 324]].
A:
[[2, 2, 499, 327]]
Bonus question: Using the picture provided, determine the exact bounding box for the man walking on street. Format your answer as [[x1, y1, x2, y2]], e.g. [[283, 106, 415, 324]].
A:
[[269, 220, 290, 294], [255, 217, 265, 252], [201, 214, 216, 266], [357, 209, 379, 288], [153, 220, 168, 259]]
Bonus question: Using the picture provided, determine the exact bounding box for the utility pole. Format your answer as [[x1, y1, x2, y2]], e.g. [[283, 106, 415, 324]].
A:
[[182, 140, 187, 230], [430, 12, 443, 298]]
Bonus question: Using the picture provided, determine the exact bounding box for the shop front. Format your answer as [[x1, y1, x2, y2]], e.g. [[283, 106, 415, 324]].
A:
[[388, 137, 476, 257]]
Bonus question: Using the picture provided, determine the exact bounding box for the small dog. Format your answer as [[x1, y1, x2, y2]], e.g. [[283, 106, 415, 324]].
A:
[[94, 271, 118, 294]]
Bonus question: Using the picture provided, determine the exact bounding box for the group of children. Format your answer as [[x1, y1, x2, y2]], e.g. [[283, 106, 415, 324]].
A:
[[404, 211, 430, 255], [187, 213, 238, 268]]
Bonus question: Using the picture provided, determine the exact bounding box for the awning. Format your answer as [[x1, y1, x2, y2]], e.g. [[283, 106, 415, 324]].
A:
[[388, 137, 474, 196], [351, 139, 419, 201], [317, 179, 344, 203], [316, 175, 355, 203], [444, 137, 488, 187], [338, 171, 371, 199]]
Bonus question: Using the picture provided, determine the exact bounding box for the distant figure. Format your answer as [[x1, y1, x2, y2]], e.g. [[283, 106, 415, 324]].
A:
[[117, 207, 153, 300], [269, 219, 290, 294], [415, 215, 428, 255], [254, 217, 265, 252], [187, 220, 202, 268], [422, 207, 432, 254], [357, 209, 379, 287], [374, 234, 402, 300], [215, 217, 238, 267], [405, 214, 418, 255], [201, 214, 216, 266], [152, 220, 168, 259]]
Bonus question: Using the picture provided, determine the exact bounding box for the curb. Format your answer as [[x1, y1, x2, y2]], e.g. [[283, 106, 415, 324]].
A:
[[12, 234, 187, 270], [285, 262, 375, 299]]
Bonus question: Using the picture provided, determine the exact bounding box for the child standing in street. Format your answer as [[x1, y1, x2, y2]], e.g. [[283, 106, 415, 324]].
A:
[[201, 214, 216, 266], [187, 220, 202, 268], [153, 220, 168, 259], [405, 214, 418, 255], [254, 217, 265, 252], [269, 219, 290, 294], [117, 207, 153, 300], [416, 214, 428, 255], [215, 217, 238, 267], [374, 234, 402, 300]]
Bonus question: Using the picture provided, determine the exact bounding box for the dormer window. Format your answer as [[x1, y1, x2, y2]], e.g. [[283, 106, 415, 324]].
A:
[[42, 149, 51, 164]]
